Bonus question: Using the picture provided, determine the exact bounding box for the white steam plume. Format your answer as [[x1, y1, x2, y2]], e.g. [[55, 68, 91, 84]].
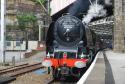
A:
[[82, 3, 107, 24], [105, 0, 112, 5]]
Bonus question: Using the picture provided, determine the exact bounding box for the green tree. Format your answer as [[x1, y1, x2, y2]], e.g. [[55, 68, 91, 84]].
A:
[[17, 13, 37, 50], [31, 0, 46, 5], [17, 13, 37, 30], [30, 0, 50, 14]]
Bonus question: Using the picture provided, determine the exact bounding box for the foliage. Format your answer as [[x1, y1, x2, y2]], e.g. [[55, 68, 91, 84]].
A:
[[6, 35, 13, 41], [31, 0, 48, 13], [6, 25, 19, 31], [31, 0, 46, 5], [17, 13, 37, 31], [17, 13, 37, 49]]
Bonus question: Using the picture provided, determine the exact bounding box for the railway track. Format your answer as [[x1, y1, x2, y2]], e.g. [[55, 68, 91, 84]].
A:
[[0, 63, 28, 71], [47, 79, 77, 84], [47, 76, 78, 84], [0, 62, 44, 77], [47, 79, 55, 84]]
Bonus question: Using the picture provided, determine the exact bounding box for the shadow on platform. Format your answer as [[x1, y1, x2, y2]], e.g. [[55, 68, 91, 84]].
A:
[[103, 50, 115, 84]]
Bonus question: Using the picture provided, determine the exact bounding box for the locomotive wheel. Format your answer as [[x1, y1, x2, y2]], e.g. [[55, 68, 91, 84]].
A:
[[52, 68, 61, 79], [87, 49, 94, 64], [71, 67, 84, 78], [89, 50, 93, 62]]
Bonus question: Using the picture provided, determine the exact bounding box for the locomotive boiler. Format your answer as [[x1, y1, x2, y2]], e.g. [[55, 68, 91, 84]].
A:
[[42, 15, 100, 79]]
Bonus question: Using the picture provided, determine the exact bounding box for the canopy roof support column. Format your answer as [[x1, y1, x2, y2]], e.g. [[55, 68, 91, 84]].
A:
[[114, 0, 125, 52], [0, 0, 6, 63]]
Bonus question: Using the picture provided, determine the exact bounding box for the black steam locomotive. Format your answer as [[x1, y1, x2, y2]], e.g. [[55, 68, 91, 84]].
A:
[[42, 15, 101, 79]]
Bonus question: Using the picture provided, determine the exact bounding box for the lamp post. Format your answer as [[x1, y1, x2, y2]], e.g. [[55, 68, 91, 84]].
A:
[[36, 14, 43, 42], [47, 0, 50, 14], [38, 21, 43, 41], [0, 0, 6, 64]]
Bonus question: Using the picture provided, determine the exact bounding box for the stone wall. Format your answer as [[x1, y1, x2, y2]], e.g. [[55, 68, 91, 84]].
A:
[[114, 0, 125, 52]]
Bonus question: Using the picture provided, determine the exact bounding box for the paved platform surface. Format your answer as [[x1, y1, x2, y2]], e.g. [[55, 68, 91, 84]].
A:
[[84, 50, 125, 84]]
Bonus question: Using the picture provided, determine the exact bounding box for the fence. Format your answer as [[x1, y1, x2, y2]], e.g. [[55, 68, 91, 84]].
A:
[[6, 41, 38, 51]]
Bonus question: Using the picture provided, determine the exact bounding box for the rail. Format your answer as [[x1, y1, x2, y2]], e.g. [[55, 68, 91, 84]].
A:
[[0, 62, 44, 77]]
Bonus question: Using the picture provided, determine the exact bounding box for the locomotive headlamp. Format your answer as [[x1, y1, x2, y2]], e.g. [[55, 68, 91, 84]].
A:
[[42, 60, 52, 67], [47, 52, 50, 58], [80, 53, 86, 58], [74, 61, 86, 68]]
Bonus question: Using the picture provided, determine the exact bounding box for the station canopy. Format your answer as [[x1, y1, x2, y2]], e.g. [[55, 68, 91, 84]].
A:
[[88, 16, 114, 40]]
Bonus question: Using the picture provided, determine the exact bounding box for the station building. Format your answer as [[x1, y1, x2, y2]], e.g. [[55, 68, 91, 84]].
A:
[[5, 0, 51, 50]]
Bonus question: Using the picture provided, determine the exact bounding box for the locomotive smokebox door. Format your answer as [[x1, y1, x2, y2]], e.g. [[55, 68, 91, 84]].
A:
[[54, 15, 86, 47]]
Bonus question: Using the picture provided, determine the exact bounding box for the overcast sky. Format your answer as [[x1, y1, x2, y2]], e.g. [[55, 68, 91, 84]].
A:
[[50, 0, 76, 16]]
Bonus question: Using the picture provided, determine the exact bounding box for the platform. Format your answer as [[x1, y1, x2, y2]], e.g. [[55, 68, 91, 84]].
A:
[[78, 50, 125, 84]]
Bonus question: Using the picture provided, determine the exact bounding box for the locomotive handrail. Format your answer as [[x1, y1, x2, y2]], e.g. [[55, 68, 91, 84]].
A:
[[54, 49, 77, 52]]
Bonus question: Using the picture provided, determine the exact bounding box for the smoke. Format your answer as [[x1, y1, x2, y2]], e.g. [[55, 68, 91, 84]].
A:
[[68, 0, 95, 16], [82, 1, 107, 24], [105, 0, 112, 5], [68, 0, 113, 23]]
